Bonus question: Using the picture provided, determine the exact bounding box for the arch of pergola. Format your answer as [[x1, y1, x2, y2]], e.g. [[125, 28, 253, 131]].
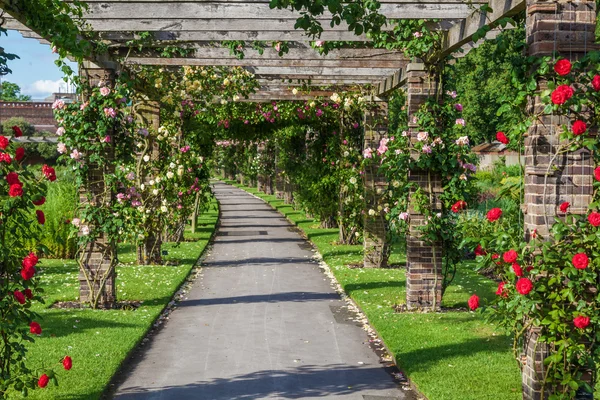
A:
[[1, 1, 596, 398]]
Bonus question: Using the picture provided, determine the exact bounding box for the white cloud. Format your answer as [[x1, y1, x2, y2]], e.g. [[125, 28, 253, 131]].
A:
[[22, 79, 69, 98]]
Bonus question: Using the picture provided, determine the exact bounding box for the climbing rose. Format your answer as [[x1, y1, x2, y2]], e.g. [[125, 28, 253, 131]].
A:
[[63, 355, 73, 370], [6, 172, 20, 185], [24, 288, 33, 299], [572, 120, 587, 135], [30, 321, 42, 335], [15, 147, 25, 161], [33, 196, 46, 206], [516, 278, 533, 295], [572, 253, 589, 269], [595, 167, 600, 181], [496, 282, 508, 297], [42, 164, 56, 181], [588, 211, 600, 227], [0, 136, 9, 150], [451, 200, 467, 213], [38, 374, 49, 388], [36, 210, 45, 225], [467, 294, 479, 310], [503, 249, 517, 263], [592, 75, 600, 91], [573, 316, 590, 329], [553, 59, 572, 76], [0, 153, 12, 164], [11, 125, 23, 137], [496, 131, 509, 144], [486, 208, 502, 222], [474, 244, 486, 257], [512, 263, 523, 277], [551, 85, 574, 105], [13, 290, 26, 304], [8, 184, 23, 197], [21, 265, 35, 280], [559, 202, 570, 213]]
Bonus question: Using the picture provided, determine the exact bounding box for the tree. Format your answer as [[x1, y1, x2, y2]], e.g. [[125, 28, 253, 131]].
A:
[[0, 81, 31, 101]]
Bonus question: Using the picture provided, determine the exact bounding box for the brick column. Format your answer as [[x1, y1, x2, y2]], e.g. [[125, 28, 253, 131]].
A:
[[405, 63, 443, 310], [523, 2, 596, 398], [136, 101, 162, 265], [79, 64, 116, 308], [363, 102, 389, 268]]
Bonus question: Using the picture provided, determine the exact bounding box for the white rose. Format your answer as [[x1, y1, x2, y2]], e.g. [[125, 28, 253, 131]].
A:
[[169, 162, 176, 169], [80, 225, 90, 235], [143, 155, 150, 162], [161, 205, 168, 213], [152, 189, 159, 195], [292, 88, 298, 95], [149, 180, 155, 185], [140, 184, 145, 190], [167, 171, 174, 179], [139, 206, 145, 213]]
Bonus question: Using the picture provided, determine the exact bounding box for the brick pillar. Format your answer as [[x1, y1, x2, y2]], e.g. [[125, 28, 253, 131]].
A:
[[79, 64, 116, 308], [363, 102, 389, 268], [136, 101, 162, 265], [523, 2, 596, 398], [405, 63, 443, 310]]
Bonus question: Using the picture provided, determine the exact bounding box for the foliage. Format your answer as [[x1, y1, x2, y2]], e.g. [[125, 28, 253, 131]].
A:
[[0, 82, 31, 102], [2, 118, 58, 163]]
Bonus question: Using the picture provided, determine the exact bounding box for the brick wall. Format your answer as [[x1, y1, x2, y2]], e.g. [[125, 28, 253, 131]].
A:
[[363, 102, 389, 268], [405, 63, 444, 310], [0, 102, 57, 131], [523, 1, 596, 397]]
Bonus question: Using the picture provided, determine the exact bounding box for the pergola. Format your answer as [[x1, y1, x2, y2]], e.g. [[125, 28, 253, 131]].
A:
[[3, 1, 593, 398]]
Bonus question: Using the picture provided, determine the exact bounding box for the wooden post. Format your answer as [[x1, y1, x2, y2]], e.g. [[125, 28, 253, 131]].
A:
[[405, 63, 443, 311], [79, 64, 117, 308], [362, 101, 389, 268], [523, 1, 596, 398]]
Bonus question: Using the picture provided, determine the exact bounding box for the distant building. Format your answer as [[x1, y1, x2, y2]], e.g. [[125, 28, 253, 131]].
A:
[[471, 141, 523, 170], [0, 92, 77, 132]]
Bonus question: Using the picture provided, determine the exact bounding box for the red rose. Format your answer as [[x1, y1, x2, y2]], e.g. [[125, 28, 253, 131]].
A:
[[474, 244, 486, 257], [451, 200, 467, 213], [503, 249, 518, 263], [0, 153, 12, 164], [33, 196, 46, 206], [63, 355, 73, 370], [467, 294, 479, 310], [13, 290, 26, 304], [6, 172, 20, 186], [512, 263, 523, 277], [486, 208, 502, 222], [11, 125, 23, 137], [595, 167, 600, 182], [553, 59, 572, 76], [551, 85, 574, 105], [496, 131, 509, 145], [572, 253, 589, 269], [559, 202, 570, 213], [22, 252, 39, 269], [492, 253, 499, 260], [36, 210, 45, 225], [0, 136, 9, 150], [24, 288, 33, 299], [592, 75, 600, 91], [21, 266, 35, 281], [42, 164, 56, 182], [496, 282, 508, 297], [30, 321, 42, 335], [8, 184, 23, 197], [15, 147, 25, 161], [573, 316, 590, 329], [38, 374, 49, 388], [572, 120, 587, 135], [588, 211, 600, 227], [516, 277, 533, 295]]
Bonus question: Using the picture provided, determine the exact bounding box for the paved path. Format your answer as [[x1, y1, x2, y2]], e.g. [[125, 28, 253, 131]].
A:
[[113, 182, 406, 400]]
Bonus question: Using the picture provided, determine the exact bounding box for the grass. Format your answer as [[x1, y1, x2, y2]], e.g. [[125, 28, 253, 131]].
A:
[[9, 198, 219, 400], [225, 180, 521, 400]]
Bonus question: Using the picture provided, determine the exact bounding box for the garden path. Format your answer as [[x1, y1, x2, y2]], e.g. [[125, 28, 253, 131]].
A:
[[112, 182, 407, 400]]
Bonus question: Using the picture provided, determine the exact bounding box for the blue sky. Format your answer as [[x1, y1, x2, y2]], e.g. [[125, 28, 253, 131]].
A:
[[1, 30, 78, 99]]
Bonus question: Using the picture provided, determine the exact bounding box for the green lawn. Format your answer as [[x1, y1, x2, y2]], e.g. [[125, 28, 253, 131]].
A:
[[227, 180, 522, 400], [9, 199, 219, 400]]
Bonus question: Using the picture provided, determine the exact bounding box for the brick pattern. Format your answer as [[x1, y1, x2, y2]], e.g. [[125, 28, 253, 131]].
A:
[[0, 102, 58, 130], [523, 1, 596, 397], [136, 101, 162, 265], [405, 63, 443, 310], [78, 66, 117, 308], [363, 103, 389, 268]]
